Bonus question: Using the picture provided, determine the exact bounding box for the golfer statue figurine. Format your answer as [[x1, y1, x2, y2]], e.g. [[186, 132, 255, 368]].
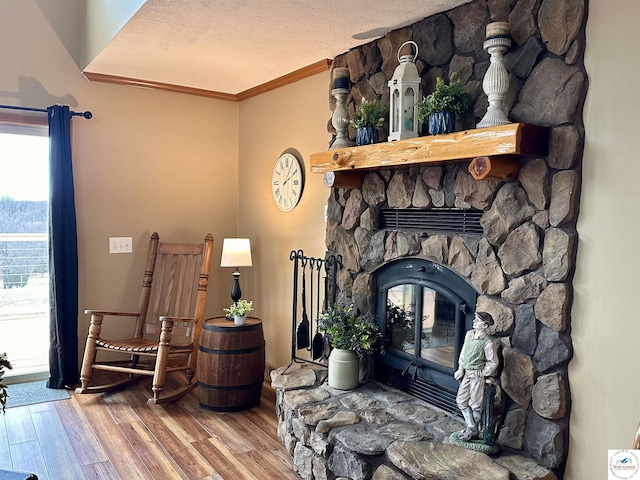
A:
[[453, 311, 498, 446]]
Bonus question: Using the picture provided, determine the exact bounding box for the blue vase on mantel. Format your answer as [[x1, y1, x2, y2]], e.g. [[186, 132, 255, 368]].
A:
[[428, 111, 455, 135], [356, 127, 379, 146]]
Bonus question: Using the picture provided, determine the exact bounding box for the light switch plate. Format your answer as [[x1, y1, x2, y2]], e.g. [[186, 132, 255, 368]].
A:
[[109, 237, 132, 254]]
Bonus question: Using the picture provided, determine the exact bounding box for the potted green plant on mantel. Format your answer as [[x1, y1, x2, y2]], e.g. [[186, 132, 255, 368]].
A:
[[223, 299, 253, 326], [1, 352, 13, 413], [318, 302, 383, 390], [417, 75, 470, 136], [351, 98, 388, 146]]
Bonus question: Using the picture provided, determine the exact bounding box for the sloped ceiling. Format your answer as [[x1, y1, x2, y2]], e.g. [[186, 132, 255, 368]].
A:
[[81, 0, 470, 98]]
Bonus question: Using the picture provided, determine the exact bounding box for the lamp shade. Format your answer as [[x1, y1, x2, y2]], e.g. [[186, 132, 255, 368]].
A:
[[220, 238, 252, 267]]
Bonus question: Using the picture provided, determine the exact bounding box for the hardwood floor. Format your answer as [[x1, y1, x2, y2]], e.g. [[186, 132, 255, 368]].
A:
[[0, 377, 298, 479]]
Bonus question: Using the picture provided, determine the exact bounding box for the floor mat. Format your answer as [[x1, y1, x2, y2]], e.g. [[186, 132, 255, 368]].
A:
[[5, 380, 70, 408]]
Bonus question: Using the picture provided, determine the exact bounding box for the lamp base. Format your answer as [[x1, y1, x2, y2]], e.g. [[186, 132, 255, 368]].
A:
[[225, 269, 243, 321], [230, 269, 241, 304]]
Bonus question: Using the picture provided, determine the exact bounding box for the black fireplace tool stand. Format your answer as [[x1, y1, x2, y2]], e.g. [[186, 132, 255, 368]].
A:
[[282, 250, 341, 374]]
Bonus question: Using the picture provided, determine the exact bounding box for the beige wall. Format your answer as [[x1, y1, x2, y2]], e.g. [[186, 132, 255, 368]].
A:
[[237, 74, 330, 370], [74, 83, 240, 340], [3, 0, 638, 478], [0, 0, 240, 342], [0, 0, 329, 369], [568, 1, 640, 478]]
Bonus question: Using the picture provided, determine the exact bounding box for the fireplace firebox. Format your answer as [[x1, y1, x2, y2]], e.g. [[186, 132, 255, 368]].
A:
[[373, 257, 478, 414]]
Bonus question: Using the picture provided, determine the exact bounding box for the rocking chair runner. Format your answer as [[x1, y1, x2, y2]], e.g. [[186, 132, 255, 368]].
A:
[[75, 232, 214, 405]]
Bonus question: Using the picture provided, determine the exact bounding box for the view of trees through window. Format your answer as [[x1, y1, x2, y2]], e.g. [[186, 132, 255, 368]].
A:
[[0, 127, 50, 380], [0, 198, 47, 287]]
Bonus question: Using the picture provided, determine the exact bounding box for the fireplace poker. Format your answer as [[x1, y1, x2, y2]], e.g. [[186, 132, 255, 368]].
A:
[[312, 259, 324, 360], [296, 257, 310, 349]]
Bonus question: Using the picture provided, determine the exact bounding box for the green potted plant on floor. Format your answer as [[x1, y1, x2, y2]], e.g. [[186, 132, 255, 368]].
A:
[[1, 352, 13, 413], [351, 98, 388, 146], [318, 302, 383, 390], [417, 75, 470, 135], [223, 299, 254, 326]]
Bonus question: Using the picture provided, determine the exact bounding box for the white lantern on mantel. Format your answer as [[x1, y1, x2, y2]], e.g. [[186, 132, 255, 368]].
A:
[[388, 41, 421, 142]]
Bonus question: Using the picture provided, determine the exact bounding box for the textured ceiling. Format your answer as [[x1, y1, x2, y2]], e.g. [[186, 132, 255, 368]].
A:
[[83, 0, 470, 96]]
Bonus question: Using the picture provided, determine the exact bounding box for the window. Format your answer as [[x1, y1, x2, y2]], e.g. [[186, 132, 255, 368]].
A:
[[0, 118, 50, 381]]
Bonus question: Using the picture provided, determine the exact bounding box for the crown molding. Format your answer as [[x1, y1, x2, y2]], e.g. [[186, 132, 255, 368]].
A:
[[235, 59, 332, 101], [83, 59, 332, 102], [82, 72, 238, 101]]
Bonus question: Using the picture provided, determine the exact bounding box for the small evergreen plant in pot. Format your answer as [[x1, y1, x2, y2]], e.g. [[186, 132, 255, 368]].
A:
[[417, 76, 470, 135], [1, 352, 13, 413], [318, 302, 383, 358], [351, 98, 388, 145]]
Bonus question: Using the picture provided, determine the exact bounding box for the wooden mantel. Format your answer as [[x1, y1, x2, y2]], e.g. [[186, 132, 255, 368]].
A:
[[311, 123, 548, 187]]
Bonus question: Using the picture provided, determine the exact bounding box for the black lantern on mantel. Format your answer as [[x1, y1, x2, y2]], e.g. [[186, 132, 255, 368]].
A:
[[388, 41, 421, 142]]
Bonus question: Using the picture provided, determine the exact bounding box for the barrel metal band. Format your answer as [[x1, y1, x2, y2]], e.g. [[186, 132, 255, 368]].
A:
[[197, 378, 263, 390], [202, 322, 262, 332], [198, 400, 261, 412], [198, 341, 265, 355]]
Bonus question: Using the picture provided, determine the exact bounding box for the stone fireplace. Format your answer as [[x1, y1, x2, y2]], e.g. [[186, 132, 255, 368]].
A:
[[274, 0, 586, 478], [325, 153, 579, 470], [324, 0, 585, 475]]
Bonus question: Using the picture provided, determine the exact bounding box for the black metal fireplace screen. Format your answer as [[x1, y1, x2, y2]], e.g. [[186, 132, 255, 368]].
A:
[[373, 257, 478, 415]]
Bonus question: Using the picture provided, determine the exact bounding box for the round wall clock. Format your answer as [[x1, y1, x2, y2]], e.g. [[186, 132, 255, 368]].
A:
[[272, 151, 305, 211]]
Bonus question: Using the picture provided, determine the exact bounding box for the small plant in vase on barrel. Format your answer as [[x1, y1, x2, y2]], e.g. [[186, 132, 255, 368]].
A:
[[223, 299, 253, 326]]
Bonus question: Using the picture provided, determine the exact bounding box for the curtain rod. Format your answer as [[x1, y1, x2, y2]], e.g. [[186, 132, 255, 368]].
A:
[[0, 104, 92, 119]]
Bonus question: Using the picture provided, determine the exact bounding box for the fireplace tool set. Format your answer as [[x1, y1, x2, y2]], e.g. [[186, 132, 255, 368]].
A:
[[282, 250, 342, 373]]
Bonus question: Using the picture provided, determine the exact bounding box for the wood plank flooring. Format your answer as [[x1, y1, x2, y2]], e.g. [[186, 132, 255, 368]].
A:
[[0, 377, 298, 479]]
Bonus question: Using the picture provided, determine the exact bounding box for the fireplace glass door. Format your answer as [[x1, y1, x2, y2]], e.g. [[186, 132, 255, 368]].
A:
[[374, 258, 477, 410], [386, 284, 456, 369]]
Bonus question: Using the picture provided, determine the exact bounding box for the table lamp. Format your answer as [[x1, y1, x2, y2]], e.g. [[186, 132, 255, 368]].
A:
[[220, 238, 252, 305]]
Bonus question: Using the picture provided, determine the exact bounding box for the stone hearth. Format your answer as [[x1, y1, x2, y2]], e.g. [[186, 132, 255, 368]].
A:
[[271, 363, 556, 480]]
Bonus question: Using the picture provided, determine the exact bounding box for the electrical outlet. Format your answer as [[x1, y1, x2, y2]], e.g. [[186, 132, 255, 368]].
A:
[[109, 237, 132, 254]]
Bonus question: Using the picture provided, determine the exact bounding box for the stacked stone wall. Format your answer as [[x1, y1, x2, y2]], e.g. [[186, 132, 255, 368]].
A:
[[321, 0, 587, 474]]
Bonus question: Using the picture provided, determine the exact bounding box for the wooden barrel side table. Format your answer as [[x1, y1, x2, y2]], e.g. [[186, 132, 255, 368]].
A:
[[197, 316, 265, 411]]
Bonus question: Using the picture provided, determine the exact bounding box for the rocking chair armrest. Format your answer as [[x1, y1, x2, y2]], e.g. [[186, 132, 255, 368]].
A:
[[159, 316, 197, 326], [84, 310, 141, 318]]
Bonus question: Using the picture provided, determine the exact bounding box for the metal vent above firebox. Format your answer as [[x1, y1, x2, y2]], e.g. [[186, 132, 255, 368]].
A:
[[380, 208, 483, 235]]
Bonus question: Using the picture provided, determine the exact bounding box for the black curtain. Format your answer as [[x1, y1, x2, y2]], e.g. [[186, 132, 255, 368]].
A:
[[46, 105, 79, 389]]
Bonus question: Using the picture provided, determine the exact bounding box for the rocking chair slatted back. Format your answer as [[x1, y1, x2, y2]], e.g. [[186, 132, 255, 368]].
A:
[[135, 237, 211, 339]]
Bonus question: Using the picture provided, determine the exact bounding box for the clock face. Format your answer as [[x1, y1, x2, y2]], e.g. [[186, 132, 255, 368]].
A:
[[272, 152, 304, 211]]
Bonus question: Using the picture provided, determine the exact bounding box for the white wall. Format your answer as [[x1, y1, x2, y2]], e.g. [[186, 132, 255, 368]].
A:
[[567, 1, 640, 478]]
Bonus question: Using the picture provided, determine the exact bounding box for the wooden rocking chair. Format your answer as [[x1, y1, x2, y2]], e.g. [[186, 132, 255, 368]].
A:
[[75, 232, 214, 405]]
